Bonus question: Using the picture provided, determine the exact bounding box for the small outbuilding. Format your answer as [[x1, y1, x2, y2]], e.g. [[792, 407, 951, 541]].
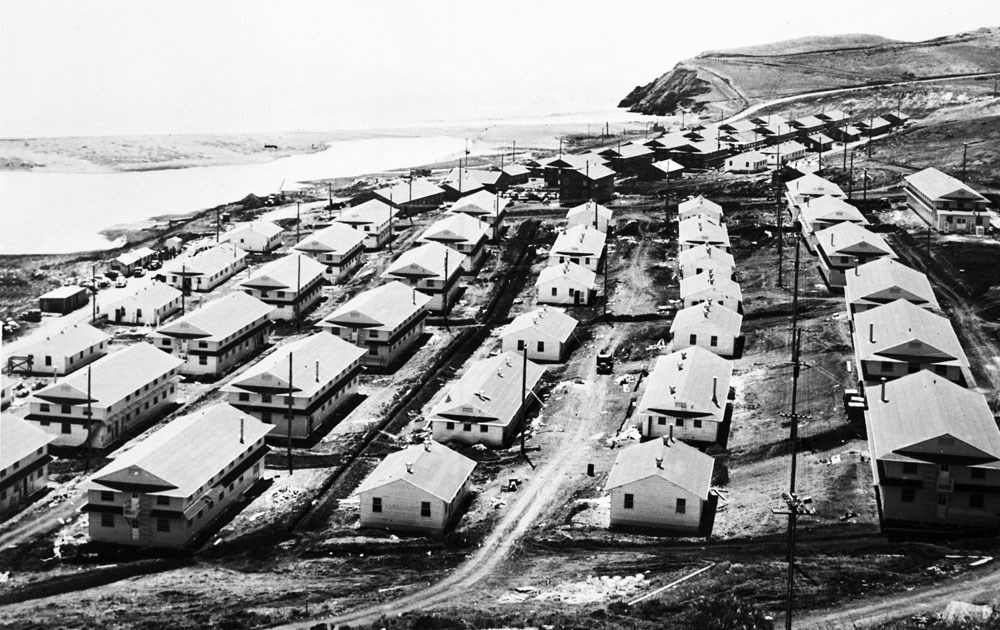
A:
[[39, 286, 89, 315]]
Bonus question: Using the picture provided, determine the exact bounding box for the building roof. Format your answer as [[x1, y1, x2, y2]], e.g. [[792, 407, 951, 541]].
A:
[[599, 144, 654, 160], [722, 119, 758, 133], [843, 258, 939, 311], [429, 351, 545, 426], [320, 281, 431, 332], [418, 212, 489, 246], [89, 403, 273, 497], [1, 412, 55, 467], [814, 222, 895, 258], [551, 225, 607, 258], [670, 302, 743, 337], [678, 244, 736, 270], [750, 113, 789, 127], [860, 116, 892, 129], [239, 253, 326, 292], [678, 196, 723, 217], [566, 201, 613, 223], [679, 273, 743, 304], [382, 241, 467, 282], [31, 343, 183, 408], [450, 190, 510, 220], [375, 179, 446, 205], [605, 435, 714, 497], [853, 299, 968, 368], [903, 167, 987, 203], [678, 217, 731, 248], [502, 164, 531, 177], [225, 331, 365, 398], [165, 243, 247, 277], [638, 346, 732, 418], [817, 109, 848, 122], [156, 292, 274, 341], [355, 440, 476, 502], [727, 150, 767, 164], [337, 199, 398, 226], [761, 140, 808, 156], [566, 159, 616, 181], [501, 306, 578, 343], [785, 173, 846, 199], [536, 262, 596, 289], [651, 159, 685, 175], [293, 222, 367, 255], [445, 168, 503, 190], [864, 372, 1000, 466], [441, 169, 485, 195], [807, 133, 834, 144], [230, 220, 283, 240], [115, 247, 156, 267], [105, 283, 183, 315], [39, 285, 87, 300], [10, 322, 109, 362], [797, 195, 869, 226], [792, 115, 825, 128]]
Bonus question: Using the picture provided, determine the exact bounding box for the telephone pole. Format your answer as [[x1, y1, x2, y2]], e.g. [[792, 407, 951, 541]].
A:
[[287, 351, 294, 475], [775, 172, 784, 287]]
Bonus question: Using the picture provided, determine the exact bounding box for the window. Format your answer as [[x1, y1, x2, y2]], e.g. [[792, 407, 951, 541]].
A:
[[420, 501, 431, 517], [675, 419, 684, 427], [902, 462, 917, 474], [40, 403, 50, 413], [156, 519, 170, 532], [971, 494, 985, 508], [940, 464, 950, 473], [62, 422, 71, 434], [61, 405, 71, 414], [689, 334, 697, 345], [551, 287, 557, 297], [624, 493, 634, 509], [676, 498, 687, 514], [537, 341, 545, 352], [372, 497, 382, 512], [101, 513, 115, 527], [517, 340, 524, 351], [657, 417, 666, 425], [156, 496, 170, 506], [238, 392, 250, 402], [972, 468, 986, 480], [693, 420, 702, 429], [446, 422, 455, 430], [100, 491, 114, 502], [710, 336, 718, 347], [198, 355, 208, 365], [937, 494, 948, 507], [901, 487, 916, 502], [261, 412, 271, 423], [480, 425, 488, 433], [464, 424, 472, 432], [262, 394, 272, 404]]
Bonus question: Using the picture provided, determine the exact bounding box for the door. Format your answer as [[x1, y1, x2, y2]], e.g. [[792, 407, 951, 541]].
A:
[[574, 289, 582, 305]]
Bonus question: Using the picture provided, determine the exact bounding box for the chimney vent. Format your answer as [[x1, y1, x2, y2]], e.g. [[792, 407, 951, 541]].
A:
[[424, 439, 432, 452], [712, 376, 718, 404], [406, 462, 414, 474], [869, 322, 875, 344], [880, 377, 888, 403], [668, 425, 675, 443], [655, 457, 663, 469]]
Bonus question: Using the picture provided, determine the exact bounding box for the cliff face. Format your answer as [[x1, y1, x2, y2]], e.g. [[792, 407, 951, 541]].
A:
[[620, 27, 1000, 116]]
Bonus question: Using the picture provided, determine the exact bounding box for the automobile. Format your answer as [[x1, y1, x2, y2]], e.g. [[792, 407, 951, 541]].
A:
[[596, 350, 614, 375], [115, 277, 128, 288], [96, 278, 111, 289], [20, 309, 42, 323], [104, 270, 120, 281], [147, 259, 162, 270], [133, 267, 146, 278]]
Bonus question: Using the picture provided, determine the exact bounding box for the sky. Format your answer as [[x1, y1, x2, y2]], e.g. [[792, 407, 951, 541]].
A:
[[1, 0, 997, 137]]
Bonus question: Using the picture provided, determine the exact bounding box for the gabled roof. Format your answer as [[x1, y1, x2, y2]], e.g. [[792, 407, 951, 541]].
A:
[[543, 153, 610, 171], [670, 302, 743, 337], [10, 322, 109, 361], [355, 440, 476, 502], [1, 413, 55, 466], [502, 164, 531, 177], [418, 212, 489, 245], [536, 262, 596, 289], [678, 217, 731, 248], [807, 133, 834, 144], [785, 173, 846, 199], [115, 247, 156, 267], [817, 110, 848, 122], [605, 436, 714, 497], [853, 299, 968, 367], [727, 150, 767, 164], [445, 167, 503, 189], [39, 286, 87, 300], [337, 199, 397, 226], [679, 273, 743, 304], [646, 132, 695, 151], [678, 196, 723, 218], [761, 140, 808, 156], [792, 115, 825, 128], [429, 352, 545, 426], [637, 346, 733, 418], [31, 343, 183, 407], [859, 116, 892, 129], [749, 113, 789, 127], [814, 222, 895, 258], [551, 225, 607, 257], [230, 220, 283, 240], [720, 119, 758, 133], [382, 242, 466, 282], [678, 244, 735, 270], [374, 179, 446, 205], [844, 258, 939, 310], [501, 307, 578, 343], [450, 190, 510, 220], [565, 159, 616, 181], [320, 281, 431, 331], [566, 201, 613, 222], [90, 403, 273, 497], [156, 292, 273, 341], [293, 222, 366, 255], [105, 283, 182, 314], [165, 243, 246, 277], [651, 159, 685, 175], [239, 253, 326, 292], [599, 144, 653, 159], [797, 195, 868, 226], [441, 169, 485, 195], [865, 372, 1000, 466], [225, 331, 365, 397], [903, 167, 987, 203]]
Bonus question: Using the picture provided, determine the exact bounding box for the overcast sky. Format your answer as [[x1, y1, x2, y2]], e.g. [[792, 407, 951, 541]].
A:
[[1, 0, 996, 137]]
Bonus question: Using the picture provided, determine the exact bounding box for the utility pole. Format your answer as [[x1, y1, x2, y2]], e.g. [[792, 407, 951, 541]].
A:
[[84, 365, 93, 473], [91, 264, 97, 324], [962, 143, 969, 182], [442, 248, 449, 330], [287, 351, 294, 475], [296, 201, 301, 243], [848, 150, 855, 199], [180, 263, 187, 315], [295, 254, 302, 334], [863, 168, 869, 201], [216, 208, 220, 242], [775, 173, 784, 287], [520, 346, 528, 456]]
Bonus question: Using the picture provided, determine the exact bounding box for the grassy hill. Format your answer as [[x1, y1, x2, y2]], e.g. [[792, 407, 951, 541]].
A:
[[619, 27, 1000, 117]]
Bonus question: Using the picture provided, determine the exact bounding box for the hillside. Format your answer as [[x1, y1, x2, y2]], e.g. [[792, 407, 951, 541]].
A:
[[619, 27, 1000, 117]]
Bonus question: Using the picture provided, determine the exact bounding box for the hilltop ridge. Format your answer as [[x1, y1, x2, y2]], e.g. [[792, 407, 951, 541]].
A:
[[619, 27, 1000, 117]]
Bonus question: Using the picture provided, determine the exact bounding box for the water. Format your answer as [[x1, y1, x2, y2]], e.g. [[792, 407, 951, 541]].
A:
[[1, 135, 470, 255]]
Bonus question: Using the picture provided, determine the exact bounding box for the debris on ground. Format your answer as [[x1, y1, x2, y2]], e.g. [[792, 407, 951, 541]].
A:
[[943, 601, 993, 624], [606, 426, 641, 447]]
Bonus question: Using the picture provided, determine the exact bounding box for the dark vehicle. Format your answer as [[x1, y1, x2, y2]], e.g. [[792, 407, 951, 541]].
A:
[[133, 268, 146, 278], [20, 309, 42, 323], [596, 350, 614, 374], [147, 259, 162, 270], [104, 270, 120, 280]]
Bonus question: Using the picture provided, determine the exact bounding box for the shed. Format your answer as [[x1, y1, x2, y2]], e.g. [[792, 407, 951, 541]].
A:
[[39, 286, 89, 315]]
